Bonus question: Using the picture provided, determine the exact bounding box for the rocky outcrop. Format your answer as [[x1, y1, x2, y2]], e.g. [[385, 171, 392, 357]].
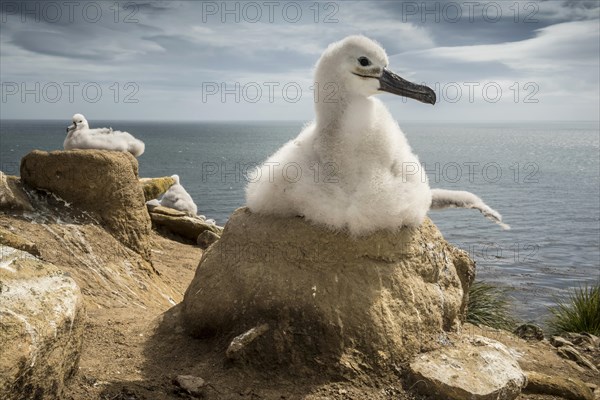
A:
[[140, 176, 177, 201], [408, 335, 527, 400], [0, 246, 85, 400], [564, 332, 600, 349], [557, 345, 599, 372], [20, 150, 152, 260], [148, 205, 222, 242], [551, 333, 600, 376], [0, 172, 33, 212], [181, 207, 475, 374]]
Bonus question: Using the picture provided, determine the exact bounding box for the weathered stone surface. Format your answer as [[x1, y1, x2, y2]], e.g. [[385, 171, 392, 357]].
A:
[[181, 207, 475, 373], [551, 336, 576, 348], [558, 345, 599, 372], [1, 205, 188, 310], [524, 370, 594, 400], [20, 150, 151, 260], [140, 176, 176, 202], [197, 230, 220, 249], [0, 246, 85, 400], [149, 205, 189, 218], [0, 227, 40, 257], [149, 206, 222, 241], [0, 172, 33, 212], [408, 335, 527, 400], [566, 332, 600, 349]]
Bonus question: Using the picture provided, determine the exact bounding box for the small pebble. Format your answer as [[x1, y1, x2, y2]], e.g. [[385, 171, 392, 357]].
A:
[[174, 375, 206, 397]]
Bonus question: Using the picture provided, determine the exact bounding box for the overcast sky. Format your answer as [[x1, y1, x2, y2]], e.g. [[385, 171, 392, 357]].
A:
[[1, 0, 598, 121]]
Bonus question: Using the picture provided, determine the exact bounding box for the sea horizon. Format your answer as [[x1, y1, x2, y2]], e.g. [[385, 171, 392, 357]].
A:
[[2, 119, 599, 324], [2, 118, 600, 124]]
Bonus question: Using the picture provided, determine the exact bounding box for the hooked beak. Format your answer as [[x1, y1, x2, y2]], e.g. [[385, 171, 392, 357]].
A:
[[379, 68, 436, 105], [67, 123, 76, 133]]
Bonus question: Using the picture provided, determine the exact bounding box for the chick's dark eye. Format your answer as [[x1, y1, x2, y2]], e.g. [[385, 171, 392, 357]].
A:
[[358, 57, 371, 67]]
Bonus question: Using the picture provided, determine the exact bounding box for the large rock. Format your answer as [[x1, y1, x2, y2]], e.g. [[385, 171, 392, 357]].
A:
[[408, 335, 527, 400], [0, 172, 33, 212], [20, 150, 152, 260], [0, 246, 85, 400], [181, 207, 475, 373]]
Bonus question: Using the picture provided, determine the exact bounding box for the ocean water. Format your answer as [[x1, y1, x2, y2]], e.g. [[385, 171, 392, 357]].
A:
[[1, 119, 599, 323]]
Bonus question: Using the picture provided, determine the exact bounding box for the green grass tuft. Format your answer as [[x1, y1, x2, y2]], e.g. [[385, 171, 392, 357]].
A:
[[467, 281, 517, 330], [548, 283, 600, 335]]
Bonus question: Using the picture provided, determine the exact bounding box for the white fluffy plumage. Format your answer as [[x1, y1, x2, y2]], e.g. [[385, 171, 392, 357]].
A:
[[160, 175, 198, 215], [246, 35, 508, 235], [64, 113, 145, 157]]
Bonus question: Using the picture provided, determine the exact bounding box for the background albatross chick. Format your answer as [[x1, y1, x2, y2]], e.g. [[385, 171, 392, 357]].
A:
[[159, 174, 198, 216], [64, 113, 145, 157]]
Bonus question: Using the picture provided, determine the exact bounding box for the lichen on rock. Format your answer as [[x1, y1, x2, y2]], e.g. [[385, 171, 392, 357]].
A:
[[140, 176, 177, 202]]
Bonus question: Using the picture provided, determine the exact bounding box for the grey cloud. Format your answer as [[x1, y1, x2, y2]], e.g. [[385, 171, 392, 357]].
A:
[[129, 1, 179, 13], [141, 33, 315, 73], [0, 0, 598, 121], [10, 30, 107, 60]]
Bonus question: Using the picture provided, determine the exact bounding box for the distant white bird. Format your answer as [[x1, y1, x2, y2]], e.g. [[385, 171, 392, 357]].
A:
[[246, 35, 509, 235], [64, 113, 145, 157], [160, 175, 198, 215]]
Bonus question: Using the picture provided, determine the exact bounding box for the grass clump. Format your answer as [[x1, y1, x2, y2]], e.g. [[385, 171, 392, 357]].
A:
[[548, 283, 600, 335], [467, 281, 517, 330]]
